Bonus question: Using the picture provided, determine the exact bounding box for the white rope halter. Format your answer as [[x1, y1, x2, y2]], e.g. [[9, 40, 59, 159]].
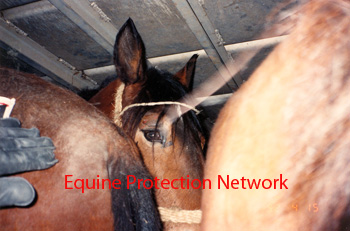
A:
[[158, 207, 202, 224], [112, 82, 202, 224], [113, 82, 200, 127]]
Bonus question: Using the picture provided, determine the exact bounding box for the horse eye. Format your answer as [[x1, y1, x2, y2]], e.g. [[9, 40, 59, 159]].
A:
[[143, 130, 163, 143]]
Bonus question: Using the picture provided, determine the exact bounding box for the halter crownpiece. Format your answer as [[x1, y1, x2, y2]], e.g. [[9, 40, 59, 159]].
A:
[[113, 82, 200, 127], [113, 82, 126, 127]]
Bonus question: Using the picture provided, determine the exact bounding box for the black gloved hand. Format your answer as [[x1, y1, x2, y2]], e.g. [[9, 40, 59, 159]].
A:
[[0, 177, 35, 207], [0, 118, 58, 207]]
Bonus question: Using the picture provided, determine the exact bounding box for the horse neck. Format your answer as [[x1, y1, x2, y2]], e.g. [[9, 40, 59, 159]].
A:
[[89, 79, 120, 120]]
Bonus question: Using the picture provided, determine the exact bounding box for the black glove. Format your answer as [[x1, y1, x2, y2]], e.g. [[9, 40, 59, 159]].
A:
[[0, 118, 58, 207], [0, 177, 35, 207]]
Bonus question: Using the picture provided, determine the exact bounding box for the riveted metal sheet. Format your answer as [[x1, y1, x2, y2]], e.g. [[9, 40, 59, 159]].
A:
[[2, 0, 112, 70], [202, 0, 286, 44], [89, 0, 203, 58], [0, 0, 38, 11]]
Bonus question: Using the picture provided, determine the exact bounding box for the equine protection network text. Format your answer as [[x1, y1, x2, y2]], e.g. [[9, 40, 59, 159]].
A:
[[65, 174, 288, 193]]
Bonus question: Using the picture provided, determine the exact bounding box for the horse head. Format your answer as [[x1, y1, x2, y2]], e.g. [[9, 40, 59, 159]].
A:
[[90, 18, 205, 230]]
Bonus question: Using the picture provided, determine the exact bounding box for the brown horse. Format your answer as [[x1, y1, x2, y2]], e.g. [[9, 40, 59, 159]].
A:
[[201, 0, 350, 230], [0, 68, 161, 230], [89, 19, 205, 230]]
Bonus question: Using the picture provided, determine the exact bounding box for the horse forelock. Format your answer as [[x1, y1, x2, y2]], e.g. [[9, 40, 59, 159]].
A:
[[121, 67, 204, 158]]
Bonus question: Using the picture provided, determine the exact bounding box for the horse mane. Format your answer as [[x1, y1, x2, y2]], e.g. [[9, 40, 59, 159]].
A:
[[121, 67, 204, 158]]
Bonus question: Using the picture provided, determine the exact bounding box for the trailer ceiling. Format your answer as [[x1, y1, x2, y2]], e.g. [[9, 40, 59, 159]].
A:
[[0, 0, 288, 125]]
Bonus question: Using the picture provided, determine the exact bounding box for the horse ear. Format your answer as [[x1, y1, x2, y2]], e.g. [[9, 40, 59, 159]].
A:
[[114, 18, 147, 84], [174, 54, 198, 91]]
